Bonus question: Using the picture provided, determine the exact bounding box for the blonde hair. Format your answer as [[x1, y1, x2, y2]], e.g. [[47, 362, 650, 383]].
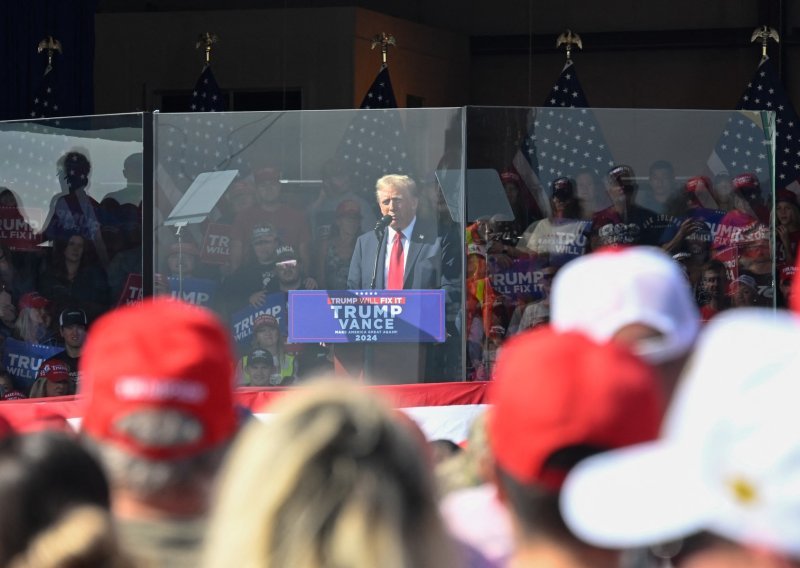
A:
[[8, 506, 131, 568], [375, 174, 417, 201], [435, 410, 492, 496], [202, 379, 457, 568]]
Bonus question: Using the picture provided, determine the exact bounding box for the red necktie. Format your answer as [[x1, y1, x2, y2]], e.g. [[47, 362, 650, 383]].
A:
[[387, 232, 405, 289]]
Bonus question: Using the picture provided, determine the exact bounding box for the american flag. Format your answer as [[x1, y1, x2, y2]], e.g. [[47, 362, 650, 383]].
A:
[[30, 67, 61, 119], [336, 64, 410, 196], [358, 64, 398, 109], [513, 60, 615, 214], [190, 65, 226, 112], [157, 115, 243, 184], [707, 57, 795, 191], [0, 124, 71, 200]]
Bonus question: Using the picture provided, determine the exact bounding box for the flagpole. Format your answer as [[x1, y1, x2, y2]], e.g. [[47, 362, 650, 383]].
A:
[[31, 36, 63, 118]]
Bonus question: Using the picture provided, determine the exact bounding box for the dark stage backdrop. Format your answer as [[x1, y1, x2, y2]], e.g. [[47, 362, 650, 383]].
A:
[[0, 1, 97, 120]]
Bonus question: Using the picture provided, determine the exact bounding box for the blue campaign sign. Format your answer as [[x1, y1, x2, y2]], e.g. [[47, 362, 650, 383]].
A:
[[230, 293, 287, 348], [489, 257, 548, 302], [167, 276, 218, 307], [3, 338, 62, 393], [288, 289, 446, 343]]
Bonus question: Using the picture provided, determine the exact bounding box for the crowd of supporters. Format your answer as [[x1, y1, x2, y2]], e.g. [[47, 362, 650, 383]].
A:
[[0, 244, 797, 566], [0, 146, 791, 396], [466, 161, 792, 379]]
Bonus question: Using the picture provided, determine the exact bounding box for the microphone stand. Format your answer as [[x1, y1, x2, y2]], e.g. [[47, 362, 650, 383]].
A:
[[370, 224, 387, 290], [365, 221, 388, 381]]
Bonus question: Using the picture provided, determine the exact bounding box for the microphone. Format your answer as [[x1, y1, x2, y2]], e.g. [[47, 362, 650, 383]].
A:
[[370, 214, 394, 288], [374, 214, 393, 233]]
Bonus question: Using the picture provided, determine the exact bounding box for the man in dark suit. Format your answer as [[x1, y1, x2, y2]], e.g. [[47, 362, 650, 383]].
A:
[[348, 174, 449, 290], [343, 174, 457, 383]]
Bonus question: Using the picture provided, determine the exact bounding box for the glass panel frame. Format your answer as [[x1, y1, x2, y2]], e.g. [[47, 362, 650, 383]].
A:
[[0, 113, 145, 394], [153, 107, 466, 385]]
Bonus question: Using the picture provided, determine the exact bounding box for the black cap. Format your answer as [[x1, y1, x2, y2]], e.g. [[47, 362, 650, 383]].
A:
[[551, 177, 576, 201], [248, 349, 274, 366], [59, 308, 87, 328]]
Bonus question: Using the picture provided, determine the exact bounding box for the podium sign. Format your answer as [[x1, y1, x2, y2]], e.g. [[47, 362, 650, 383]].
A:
[[288, 290, 446, 343]]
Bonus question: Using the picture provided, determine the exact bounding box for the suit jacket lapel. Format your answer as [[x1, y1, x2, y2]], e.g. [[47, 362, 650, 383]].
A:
[[404, 224, 428, 287]]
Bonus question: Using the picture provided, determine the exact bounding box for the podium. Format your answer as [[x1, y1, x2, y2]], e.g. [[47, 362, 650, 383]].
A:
[[288, 289, 445, 384], [332, 343, 426, 384]]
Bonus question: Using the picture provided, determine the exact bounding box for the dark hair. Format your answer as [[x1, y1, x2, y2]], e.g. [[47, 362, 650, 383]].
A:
[[0, 432, 111, 565], [495, 442, 607, 544], [58, 151, 91, 192], [49, 232, 94, 275], [495, 465, 573, 543]]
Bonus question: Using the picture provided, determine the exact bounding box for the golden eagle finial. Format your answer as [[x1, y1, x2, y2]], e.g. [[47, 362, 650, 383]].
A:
[[196, 32, 219, 66], [370, 32, 396, 66], [37, 36, 62, 73], [750, 26, 779, 60], [556, 29, 583, 63]]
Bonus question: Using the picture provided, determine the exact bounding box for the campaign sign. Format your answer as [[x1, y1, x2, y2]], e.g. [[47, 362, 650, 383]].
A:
[[202, 223, 232, 265], [288, 289, 446, 344], [230, 293, 287, 348], [489, 258, 547, 302], [167, 276, 217, 307], [3, 338, 61, 393], [118, 273, 143, 306], [0, 207, 44, 251]]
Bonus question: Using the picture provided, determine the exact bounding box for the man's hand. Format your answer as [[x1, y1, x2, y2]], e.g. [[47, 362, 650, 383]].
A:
[[249, 291, 267, 307]]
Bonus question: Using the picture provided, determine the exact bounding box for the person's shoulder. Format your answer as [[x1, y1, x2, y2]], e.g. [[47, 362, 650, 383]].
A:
[[591, 206, 615, 223], [355, 228, 376, 242], [412, 215, 440, 237], [633, 204, 658, 218]]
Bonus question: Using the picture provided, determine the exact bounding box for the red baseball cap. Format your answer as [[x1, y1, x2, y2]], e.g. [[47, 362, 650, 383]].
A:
[[776, 188, 798, 206], [15, 410, 73, 434], [0, 414, 13, 438], [791, 251, 800, 313], [732, 172, 760, 190], [254, 314, 279, 330], [80, 298, 237, 461], [684, 175, 712, 195], [732, 173, 761, 202], [39, 361, 70, 383], [19, 291, 48, 310], [488, 327, 665, 491]]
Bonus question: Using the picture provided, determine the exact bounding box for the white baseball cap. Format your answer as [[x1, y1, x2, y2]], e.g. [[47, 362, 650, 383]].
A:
[[560, 309, 800, 557], [550, 246, 700, 364]]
